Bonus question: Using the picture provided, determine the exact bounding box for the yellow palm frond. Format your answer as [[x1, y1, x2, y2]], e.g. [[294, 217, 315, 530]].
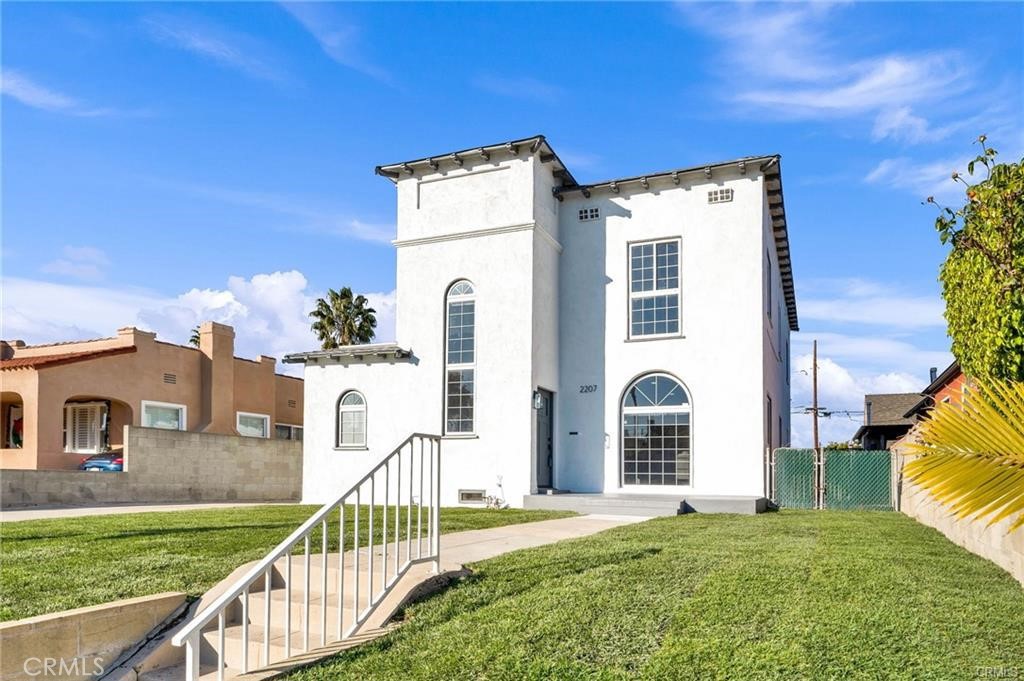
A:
[[903, 379, 1024, 532]]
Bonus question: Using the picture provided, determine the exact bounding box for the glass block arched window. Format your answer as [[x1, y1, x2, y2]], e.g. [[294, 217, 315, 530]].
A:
[[445, 280, 475, 434], [337, 391, 366, 447], [621, 374, 691, 486]]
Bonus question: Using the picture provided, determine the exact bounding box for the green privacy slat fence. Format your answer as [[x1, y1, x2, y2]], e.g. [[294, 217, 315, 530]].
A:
[[771, 449, 893, 510], [823, 449, 893, 510], [774, 448, 817, 509]]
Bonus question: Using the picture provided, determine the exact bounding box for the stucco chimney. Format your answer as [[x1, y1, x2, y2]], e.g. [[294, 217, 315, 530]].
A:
[[199, 322, 236, 434]]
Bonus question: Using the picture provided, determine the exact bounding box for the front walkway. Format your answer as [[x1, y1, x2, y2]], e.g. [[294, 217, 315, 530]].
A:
[[0, 501, 288, 522]]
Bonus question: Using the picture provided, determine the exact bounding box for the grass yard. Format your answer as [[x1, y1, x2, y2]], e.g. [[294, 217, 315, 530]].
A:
[[0, 505, 573, 621], [288, 511, 1024, 681]]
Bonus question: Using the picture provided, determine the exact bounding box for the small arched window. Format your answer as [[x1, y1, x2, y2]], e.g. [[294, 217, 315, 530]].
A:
[[337, 391, 366, 447], [445, 280, 475, 434], [622, 374, 691, 486]]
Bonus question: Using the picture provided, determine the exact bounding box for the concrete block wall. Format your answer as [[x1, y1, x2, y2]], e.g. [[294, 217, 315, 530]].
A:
[[0, 426, 301, 508], [0, 592, 186, 681]]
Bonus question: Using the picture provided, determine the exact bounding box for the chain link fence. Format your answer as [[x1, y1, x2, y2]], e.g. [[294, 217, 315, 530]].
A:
[[767, 448, 894, 510]]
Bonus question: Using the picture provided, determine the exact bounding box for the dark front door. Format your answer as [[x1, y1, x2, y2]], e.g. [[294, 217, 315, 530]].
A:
[[536, 389, 554, 489]]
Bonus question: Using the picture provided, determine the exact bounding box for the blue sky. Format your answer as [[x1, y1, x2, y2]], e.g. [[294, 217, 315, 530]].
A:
[[2, 2, 1022, 445]]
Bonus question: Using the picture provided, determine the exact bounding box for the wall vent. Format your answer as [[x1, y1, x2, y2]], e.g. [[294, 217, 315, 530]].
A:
[[578, 207, 600, 222], [287, 399, 297, 408], [708, 188, 734, 204], [458, 489, 486, 504], [162, 373, 177, 384]]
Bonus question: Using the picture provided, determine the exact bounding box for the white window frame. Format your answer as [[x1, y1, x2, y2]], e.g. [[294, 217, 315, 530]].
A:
[[628, 238, 682, 340], [275, 423, 303, 440], [140, 400, 187, 432], [445, 280, 476, 435], [236, 411, 270, 439], [621, 373, 692, 487], [64, 401, 107, 454], [337, 391, 367, 448]]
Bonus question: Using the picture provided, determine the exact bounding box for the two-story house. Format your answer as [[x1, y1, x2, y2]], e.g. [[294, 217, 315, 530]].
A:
[[286, 135, 796, 510]]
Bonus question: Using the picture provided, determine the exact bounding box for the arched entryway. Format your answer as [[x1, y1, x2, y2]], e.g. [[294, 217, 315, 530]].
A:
[[62, 396, 133, 455], [621, 373, 692, 487]]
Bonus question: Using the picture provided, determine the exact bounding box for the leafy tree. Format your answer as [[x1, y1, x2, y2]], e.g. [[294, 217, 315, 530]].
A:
[[824, 441, 861, 450], [930, 136, 1024, 380], [309, 287, 377, 349], [189, 325, 201, 348]]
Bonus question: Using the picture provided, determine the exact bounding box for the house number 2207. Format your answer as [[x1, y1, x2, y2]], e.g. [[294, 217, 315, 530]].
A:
[[579, 384, 598, 393]]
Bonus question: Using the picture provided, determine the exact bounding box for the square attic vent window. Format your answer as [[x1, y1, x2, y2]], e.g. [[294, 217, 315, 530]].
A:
[[578, 207, 600, 222], [708, 188, 734, 204]]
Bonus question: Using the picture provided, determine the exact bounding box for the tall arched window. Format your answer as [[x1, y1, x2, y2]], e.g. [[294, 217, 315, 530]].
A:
[[337, 391, 366, 447], [621, 374, 691, 486], [445, 280, 475, 434]]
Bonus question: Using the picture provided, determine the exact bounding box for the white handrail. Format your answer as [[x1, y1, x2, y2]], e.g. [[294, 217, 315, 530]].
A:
[[172, 433, 441, 680]]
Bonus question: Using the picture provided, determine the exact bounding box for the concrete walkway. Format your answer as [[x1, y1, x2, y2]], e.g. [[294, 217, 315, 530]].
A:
[[0, 501, 290, 522]]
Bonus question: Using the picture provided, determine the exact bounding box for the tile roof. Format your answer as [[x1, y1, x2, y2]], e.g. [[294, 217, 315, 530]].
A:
[[0, 346, 137, 370]]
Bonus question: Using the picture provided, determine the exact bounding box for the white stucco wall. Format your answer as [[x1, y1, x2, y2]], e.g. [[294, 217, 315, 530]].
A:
[[300, 145, 793, 506]]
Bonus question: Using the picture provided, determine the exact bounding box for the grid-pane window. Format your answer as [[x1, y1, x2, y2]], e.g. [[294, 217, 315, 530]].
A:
[[445, 280, 476, 434], [621, 374, 691, 486], [630, 240, 680, 337], [337, 391, 366, 447]]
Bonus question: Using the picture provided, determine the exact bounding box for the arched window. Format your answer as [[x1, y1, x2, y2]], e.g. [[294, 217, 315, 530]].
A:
[[445, 280, 475, 434], [337, 391, 366, 447], [621, 374, 691, 486]]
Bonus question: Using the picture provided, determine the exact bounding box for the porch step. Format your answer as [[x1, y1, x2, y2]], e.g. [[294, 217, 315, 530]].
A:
[[523, 493, 767, 516]]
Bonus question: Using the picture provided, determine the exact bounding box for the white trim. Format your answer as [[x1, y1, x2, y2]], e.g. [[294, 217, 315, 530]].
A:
[[236, 411, 271, 439], [620, 373, 693, 488], [141, 400, 187, 431], [394, 222, 553, 249], [444, 280, 476, 435], [274, 423, 303, 440], [337, 391, 367, 448], [64, 401, 107, 454]]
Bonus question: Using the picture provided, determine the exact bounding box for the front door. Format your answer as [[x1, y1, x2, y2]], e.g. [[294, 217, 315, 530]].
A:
[[536, 389, 554, 489]]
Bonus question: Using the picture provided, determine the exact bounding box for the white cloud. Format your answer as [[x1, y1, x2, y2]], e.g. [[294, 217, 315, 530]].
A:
[[864, 156, 966, 201], [279, 3, 391, 83], [796, 277, 945, 329], [40, 245, 110, 281], [2, 273, 398, 375], [678, 4, 970, 144], [791, 331, 952, 374], [1, 69, 113, 116], [145, 177, 396, 244], [471, 74, 563, 102], [788, 353, 923, 446], [143, 14, 289, 84]]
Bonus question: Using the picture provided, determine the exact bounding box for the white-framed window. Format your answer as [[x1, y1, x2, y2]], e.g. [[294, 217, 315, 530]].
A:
[[445, 280, 476, 434], [578, 206, 600, 222], [237, 412, 270, 438], [64, 402, 107, 454], [707, 188, 733, 204], [337, 391, 366, 447], [622, 374, 691, 486], [629, 239, 680, 338], [275, 423, 303, 441], [141, 400, 187, 431]]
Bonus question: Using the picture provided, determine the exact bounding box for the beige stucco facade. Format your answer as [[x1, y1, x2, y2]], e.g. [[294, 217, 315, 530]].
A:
[[0, 322, 303, 471]]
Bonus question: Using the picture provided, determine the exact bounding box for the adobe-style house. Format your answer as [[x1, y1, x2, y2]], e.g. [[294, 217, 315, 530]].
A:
[[0, 322, 303, 471], [286, 135, 796, 509]]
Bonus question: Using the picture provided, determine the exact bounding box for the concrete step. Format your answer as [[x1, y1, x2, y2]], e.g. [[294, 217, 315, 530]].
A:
[[523, 493, 768, 516]]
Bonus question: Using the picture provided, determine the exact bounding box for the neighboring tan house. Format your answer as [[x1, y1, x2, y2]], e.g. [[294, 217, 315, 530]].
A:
[[0, 322, 303, 471], [286, 134, 796, 507], [903, 361, 967, 420], [853, 393, 921, 450]]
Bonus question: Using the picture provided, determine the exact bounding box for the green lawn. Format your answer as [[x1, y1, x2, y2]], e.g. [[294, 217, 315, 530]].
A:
[[287, 511, 1024, 681], [0, 505, 573, 621]]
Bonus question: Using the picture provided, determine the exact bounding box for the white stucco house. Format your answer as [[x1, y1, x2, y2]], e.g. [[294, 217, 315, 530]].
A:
[[286, 135, 796, 513]]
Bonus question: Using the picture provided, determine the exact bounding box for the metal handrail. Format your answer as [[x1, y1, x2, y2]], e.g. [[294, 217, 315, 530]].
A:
[[172, 433, 441, 680]]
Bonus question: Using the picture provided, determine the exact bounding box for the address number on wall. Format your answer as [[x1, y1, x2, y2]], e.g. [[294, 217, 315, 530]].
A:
[[579, 384, 598, 394]]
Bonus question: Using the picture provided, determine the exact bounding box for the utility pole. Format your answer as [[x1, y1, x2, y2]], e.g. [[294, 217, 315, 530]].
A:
[[812, 339, 820, 451]]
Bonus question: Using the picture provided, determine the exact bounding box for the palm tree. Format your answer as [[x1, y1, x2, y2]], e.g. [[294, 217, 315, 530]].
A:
[[188, 325, 201, 348], [903, 379, 1024, 532], [309, 287, 377, 349]]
